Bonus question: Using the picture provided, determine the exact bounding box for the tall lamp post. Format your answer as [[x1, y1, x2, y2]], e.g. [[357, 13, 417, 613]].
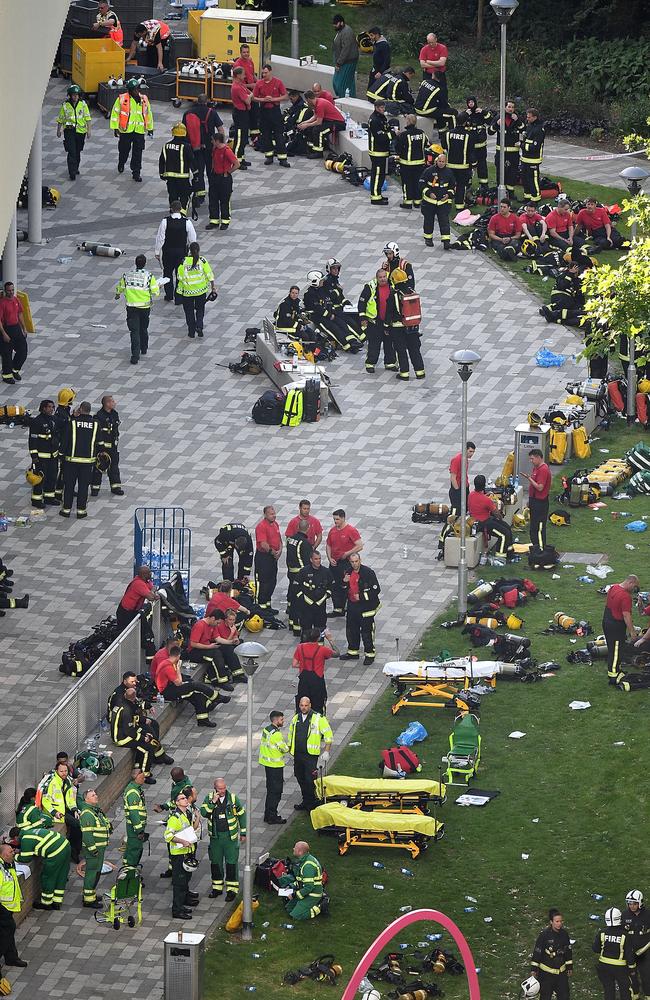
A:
[[619, 164, 650, 424], [490, 0, 519, 203], [291, 0, 299, 59], [450, 350, 482, 618], [237, 640, 269, 942]]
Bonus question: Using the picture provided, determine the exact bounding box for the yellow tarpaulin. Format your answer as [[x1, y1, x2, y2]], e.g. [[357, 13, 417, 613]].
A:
[[310, 802, 441, 837]]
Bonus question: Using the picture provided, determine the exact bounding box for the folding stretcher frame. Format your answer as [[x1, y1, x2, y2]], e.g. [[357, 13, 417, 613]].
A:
[[383, 659, 499, 715]]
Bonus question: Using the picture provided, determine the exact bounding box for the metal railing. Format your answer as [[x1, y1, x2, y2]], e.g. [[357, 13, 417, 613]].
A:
[[0, 602, 161, 834], [134, 506, 192, 591]]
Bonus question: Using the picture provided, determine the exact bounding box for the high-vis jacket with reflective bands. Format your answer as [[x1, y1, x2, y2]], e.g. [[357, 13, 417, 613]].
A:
[[159, 138, 197, 180], [419, 165, 455, 205], [29, 413, 58, 461], [40, 772, 77, 820], [296, 564, 332, 608], [531, 926, 573, 975], [593, 928, 636, 969], [201, 790, 247, 840], [177, 256, 214, 297], [123, 781, 147, 834], [258, 724, 290, 767], [395, 125, 429, 166], [16, 803, 53, 832], [17, 827, 70, 862], [281, 388, 303, 426], [62, 416, 98, 465], [465, 107, 492, 149], [291, 852, 323, 899], [446, 128, 473, 170], [348, 563, 381, 616], [274, 295, 302, 335], [0, 862, 22, 913], [288, 710, 333, 756], [164, 809, 193, 855], [520, 121, 545, 165], [367, 110, 391, 157], [79, 803, 112, 853], [110, 93, 153, 135], [57, 100, 92, 134], [414, 79, 442, 116], [367, 72, 413, 106], [115, 268, 160, 309], [286, 534, 312, 574]]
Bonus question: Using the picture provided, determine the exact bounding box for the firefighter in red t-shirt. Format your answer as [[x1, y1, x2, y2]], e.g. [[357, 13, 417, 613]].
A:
[[602, 576, 638, 683], [467, 475, 514, 559], [325, 509, 363, 615], [521, 448, 552, 549], [116, 566, 160, 631], [487, 199, 522, 259], [292, 628, 339, 714], [254, 505, 283, 611], [575, 197, 626, 253]]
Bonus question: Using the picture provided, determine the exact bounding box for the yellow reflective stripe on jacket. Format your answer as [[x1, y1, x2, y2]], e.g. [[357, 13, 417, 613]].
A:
[[177, 256, 214, 296], [79, 805, 111, 849], [258, 725, 289, 767], [361, 280, 378, 319], [294, 855, 323, 898], [68, 420, 98, 464], [537, 963, 567, 975], [164, 810, 192, 854], [281, 388, 303, 426], [288, 712, 333, 755], [599, 933, 627, 966], [57, 100, 92, 132], [200, 791, 247, 839], [115, 269, 159, 308], [124, 784, 147, 832], [0, 866, 22, 912]]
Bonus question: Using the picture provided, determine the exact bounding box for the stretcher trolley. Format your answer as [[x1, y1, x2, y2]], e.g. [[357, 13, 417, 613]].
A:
[[316, 774, 446, 811], [310, 803, 444, 860], [383, 658, 507, 715], [94, 865, 143, 930]]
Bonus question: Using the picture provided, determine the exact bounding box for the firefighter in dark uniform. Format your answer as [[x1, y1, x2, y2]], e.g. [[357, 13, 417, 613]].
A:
[[602, 576, 638, 684], [110, 688, 161, 780], [540, 258, 590, 327], [214, 523, 253, 581], [158, 122, 197, 217], [419, 151, 455, 248], [303, 270, 359, 352], [340, 553, 381, 665], [623, 890, 650, 1000], [367, 68, 416, 111], [286, 527, 313, 636], [28, 400, 59, 508], [446, 111, 474, 210], [274, 286, 302, 335], [383, 242, 415, 291], [53, 387, 76, 501], [296, 550, 332, 639], [59, 402, 98, 519], [284, 91, 311, 157], [390, 268, 425, 381], [395, 114, 429, 209], [491, 98, 521, 198], [414, 78, 442, 118], [465, 96, 491, 190], [529, 908, 573, 1000], [90, 394, 123, 498], [323, 260, 363, 346], [520, 107, 545, 203], [593, 907, 636, 1000], [358, 268, 398, 373], [368, 101, 391, 205], [435, 105, 457, 152]]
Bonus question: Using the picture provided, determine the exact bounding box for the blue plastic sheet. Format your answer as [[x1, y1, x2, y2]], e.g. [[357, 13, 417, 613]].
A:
[[535, 347, 567, 368], [624, 520, 647, 532]]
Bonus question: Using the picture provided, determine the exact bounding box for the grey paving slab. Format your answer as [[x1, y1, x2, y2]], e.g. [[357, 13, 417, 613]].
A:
[[0, 78, 601, 999]]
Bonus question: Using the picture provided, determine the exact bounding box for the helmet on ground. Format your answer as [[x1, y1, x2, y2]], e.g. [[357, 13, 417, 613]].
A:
[[527, 411, 542, 427], [67, 84, 82, 97], [307, 270, 324, 286], [383, 241, 399, 256], [96, 451, 111, 473], [172, 122, 187, 137], [325, 258, 341, 273], [638, 378, 650, 393], [26, 466, 43, 486], [605, 907, 622, 927], [57, 387, 76, 406], [126, 78, 140, 91], [520, 238, 539, 258], [626, 889, 644, 905], [182, 856, 200, 874], [513, 509, 530, 529], [506, 613, 524, 630], [245, 614, 264, 633], [521, 977, 540, 998], [550, 509, 571, 526]]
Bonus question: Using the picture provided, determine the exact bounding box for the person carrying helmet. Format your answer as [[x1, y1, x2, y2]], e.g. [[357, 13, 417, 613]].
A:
[[303, 270, 359, 352], [92, 1, 123, 44], [56, 85, 91, 180], [164, 791, 198, 919], [529, 908, 572, 999], [367, 100, 391, 205], [159, 123, 198, 218], [593, 907, 636, 1000], [419, 151, 455, 248], [200, 778, 246, 901], [28, 399, 59, 508], [126, 19, 171, 71], [623, 889, 650, 1000], [109, 78, 154, 183], [176, 242, 217, 339], [323, 259, 364, 345], [59, 402, 98, 519], [115, 254, 160, 364], [90, 394, 124, 498], [207, 132, 238, 231]]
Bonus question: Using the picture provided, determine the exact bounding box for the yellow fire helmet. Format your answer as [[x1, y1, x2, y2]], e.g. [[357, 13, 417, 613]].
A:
[[57, 387, 76, 406], [26, 466, 43, 486], [638, 378, 650, 394], [172, 122, 187, 137], [506, 613, 524, 630], [430, 143, 444, 156], [512, 509, 530, 529], [527, 411, 542, 428], [244, 614, 264, 633], [390, 267, 409, 286]]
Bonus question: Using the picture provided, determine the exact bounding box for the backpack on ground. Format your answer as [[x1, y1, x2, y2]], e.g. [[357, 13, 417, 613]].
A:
[[379, 746, 421, 775], [528, 545, 560, 569], [302, 378, 321, 422], [252, 389, 285, 425]]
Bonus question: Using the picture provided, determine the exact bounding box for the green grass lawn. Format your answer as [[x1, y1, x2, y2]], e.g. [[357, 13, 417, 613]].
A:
[[205, 420, 650, 999]]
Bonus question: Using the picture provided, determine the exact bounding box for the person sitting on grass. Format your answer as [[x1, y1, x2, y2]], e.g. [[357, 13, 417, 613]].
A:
[[574, 197, 626, 253], [487, 198, 522, 260]]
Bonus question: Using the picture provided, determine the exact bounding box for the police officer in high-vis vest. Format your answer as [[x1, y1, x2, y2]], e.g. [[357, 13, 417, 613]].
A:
[[593, 907, 636, 1000], [163, 791, 197, 919], [79, 788, 112, 908], [109, 78, 154, 182], [28, 399, 59, 508], [159, 123, 197, 217], [59, 402, 98, 519], [56, 85, 91, 180], [200, 778, 246, 901], [395, 114, 429, 209], [176, 243, 217, 340], [259, 711, 289, 825], [115, 254, 160, 364], [0, 843, 26, 974], [288, 696, 333, 812], [123, 769, 148, 867]]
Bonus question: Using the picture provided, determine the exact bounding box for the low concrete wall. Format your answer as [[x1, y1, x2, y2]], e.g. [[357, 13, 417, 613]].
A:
[[272, 55, 335, 92], [334, 96, 437, 141]]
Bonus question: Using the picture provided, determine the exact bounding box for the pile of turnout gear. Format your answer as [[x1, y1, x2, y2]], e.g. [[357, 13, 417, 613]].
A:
[[569, 629, 650, 690], [251, 379, 323, 427], [59, 616, 122, 677], [367, 945, 466, 998]]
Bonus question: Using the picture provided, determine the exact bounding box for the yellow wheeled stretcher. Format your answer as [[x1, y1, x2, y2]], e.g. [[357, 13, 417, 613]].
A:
[[310, 802, 444, 859], [316, 774, 446, 811], [383, 659, 502, 715]]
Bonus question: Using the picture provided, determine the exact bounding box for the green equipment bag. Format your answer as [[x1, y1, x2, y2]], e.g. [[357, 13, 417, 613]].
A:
[[629, 470, 650, 495], [626, 442, 650, 473], [75, 748, 114, 775]]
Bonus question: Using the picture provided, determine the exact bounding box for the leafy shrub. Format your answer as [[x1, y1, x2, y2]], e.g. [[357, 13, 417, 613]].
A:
[[610, 97, 650, 143], [544, 39, 650, 101]]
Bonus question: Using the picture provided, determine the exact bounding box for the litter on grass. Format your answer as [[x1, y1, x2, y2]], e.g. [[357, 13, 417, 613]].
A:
[[509, 731, 526, 739], [484, 917, 493, 923], [465, 896, 478, 903], [532, 818, 540, 823], [613, 741, 625, 747], [521, 853, 530, 860], [569, 700, 591, 710], [348, 741, 362, 746], [625, 544, 635, 550], [593, 517, 603, 523], [625, 521, 647, 532], [586, 564, 613, 579]]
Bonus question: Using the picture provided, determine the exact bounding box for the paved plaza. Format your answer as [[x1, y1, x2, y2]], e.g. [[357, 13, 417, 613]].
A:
[[0, 77, 608, 998]]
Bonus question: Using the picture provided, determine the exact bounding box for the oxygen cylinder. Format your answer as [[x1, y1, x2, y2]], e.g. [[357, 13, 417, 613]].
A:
[[428, 502, 450, 518], [586, 635, 608, 658], [503, 632, 530, 647], [78, 241, 123, 258], [579, 479, 590, 505], [468, 580, 495, 604], [569, 478, 582, 507], [554, 612, 576, 631]]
